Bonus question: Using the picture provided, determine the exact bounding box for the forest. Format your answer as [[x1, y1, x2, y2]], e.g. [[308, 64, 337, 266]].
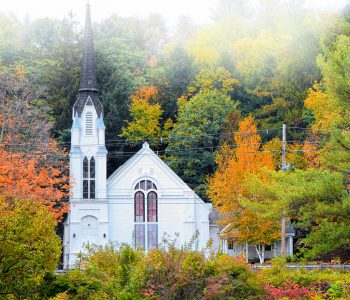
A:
[[0, 0, 350, 298]]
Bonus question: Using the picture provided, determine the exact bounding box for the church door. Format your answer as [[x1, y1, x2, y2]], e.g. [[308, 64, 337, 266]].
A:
[[80, 216, 98, 246]]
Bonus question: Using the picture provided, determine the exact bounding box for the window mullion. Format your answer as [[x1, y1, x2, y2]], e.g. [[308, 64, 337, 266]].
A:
[[145, 196, 148, 250], [88, 158, 90, 199]]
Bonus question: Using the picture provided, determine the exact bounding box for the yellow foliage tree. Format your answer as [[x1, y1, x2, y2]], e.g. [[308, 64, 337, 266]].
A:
[[120, 86, 171, 146], [305, 83, 340, 134], [208, 116, 277, 263]]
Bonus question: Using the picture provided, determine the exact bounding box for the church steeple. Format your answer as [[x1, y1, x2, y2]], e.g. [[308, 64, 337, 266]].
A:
[[73, 2, 103, 118], [79, 3, 98, 92]]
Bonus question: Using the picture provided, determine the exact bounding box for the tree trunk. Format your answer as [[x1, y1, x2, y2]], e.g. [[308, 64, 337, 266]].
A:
[[255, 244, 265, 264]]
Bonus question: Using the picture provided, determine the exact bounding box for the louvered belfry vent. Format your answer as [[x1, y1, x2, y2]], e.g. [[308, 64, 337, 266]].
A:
[[86, 112, 93, 135]]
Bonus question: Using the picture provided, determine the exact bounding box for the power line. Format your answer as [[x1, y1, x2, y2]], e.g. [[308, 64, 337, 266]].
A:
[[0, 127, 282, 147]]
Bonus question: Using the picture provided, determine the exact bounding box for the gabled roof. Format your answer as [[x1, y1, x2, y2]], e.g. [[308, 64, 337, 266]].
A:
[[73, 92, 103, 117], [219, 221, 296, 237], [107, 142, 201, 198]]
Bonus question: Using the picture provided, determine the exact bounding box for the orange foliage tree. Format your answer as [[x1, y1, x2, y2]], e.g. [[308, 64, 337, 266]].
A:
[[0, 71, 69, 220], [208, 116, 278, 263], [0, 148, 69, 220]]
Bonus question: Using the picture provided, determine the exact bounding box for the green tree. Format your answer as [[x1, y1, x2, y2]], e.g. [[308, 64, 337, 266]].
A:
[[148, 46, 196, 121], [4, 15, 83, 143], [312, 32, 350, 177], [244, 169, 350, 260], [165, 68, 239, 197], [0, 196, 61, 298], [166, 90, 237, 197]]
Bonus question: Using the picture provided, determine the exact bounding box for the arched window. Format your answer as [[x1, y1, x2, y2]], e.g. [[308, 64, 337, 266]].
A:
[[90, 157, 95, 199], [90, 157, 95, 178], [147, 192, 157, 222], [134, 180, 158, 250], [85, 112, 93, 135], [83, 156, 95, 199], [83, 157, 89, 178], [83, 157, 89, 199], [134, 192, 145, 222], [134, 180, 157, 191]]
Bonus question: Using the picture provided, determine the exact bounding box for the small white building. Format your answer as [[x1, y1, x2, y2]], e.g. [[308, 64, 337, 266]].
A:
[[63, 4, 210, 269], [208, 211, 295, 263]]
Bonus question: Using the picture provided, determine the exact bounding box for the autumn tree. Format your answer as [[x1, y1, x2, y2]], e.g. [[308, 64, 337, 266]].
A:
[[208, 116, 277, 263], [0, 71, 69, 220], [305, 32, 350, 178], [120, 86, 172, 146], [0, 196, 61, 298]]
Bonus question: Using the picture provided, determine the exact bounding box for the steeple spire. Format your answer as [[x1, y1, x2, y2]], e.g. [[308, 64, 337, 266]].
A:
[[73, 3, 103, 118], [79, 2, 98, 91]]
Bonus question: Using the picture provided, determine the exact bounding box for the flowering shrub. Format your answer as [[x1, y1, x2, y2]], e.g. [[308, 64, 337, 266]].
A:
[[264, 281, 312, 299], [259, 257, 350, 299]]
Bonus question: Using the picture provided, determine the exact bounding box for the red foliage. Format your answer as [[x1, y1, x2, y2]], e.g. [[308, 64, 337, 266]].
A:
[[264, 281, 312, 299]]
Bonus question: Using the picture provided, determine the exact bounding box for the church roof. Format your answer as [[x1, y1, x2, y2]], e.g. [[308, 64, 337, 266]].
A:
[[107, 142, 201, 199], [73, 3, 103, 118]]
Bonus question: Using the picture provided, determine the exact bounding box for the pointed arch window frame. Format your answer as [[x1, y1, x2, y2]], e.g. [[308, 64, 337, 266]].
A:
[[83, 156, 95, 199], [134, 179, 158, 250]]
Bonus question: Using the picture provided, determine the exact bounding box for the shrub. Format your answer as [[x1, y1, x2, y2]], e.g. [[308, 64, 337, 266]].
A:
[[258, 257, 350, 299], [264, 281, 312, 299], [57, 270, 106, 299], [77, 242, 143, 298], [129, 246, 263, 299]]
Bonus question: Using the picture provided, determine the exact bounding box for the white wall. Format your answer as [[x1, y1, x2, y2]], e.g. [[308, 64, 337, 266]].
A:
[[209, 225, 220, 253], [107, 144, 210, 251]]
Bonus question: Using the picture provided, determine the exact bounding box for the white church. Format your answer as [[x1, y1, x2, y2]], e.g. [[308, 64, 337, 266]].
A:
[[63, 4, 212, 269], [63, 4, 293, 269]]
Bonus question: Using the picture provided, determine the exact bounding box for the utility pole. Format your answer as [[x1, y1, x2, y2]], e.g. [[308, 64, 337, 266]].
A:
[[281, 124, 287, 256]]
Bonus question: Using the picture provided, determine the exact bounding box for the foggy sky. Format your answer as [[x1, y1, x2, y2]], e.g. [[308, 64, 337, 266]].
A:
[[0, 0, 347, 26]]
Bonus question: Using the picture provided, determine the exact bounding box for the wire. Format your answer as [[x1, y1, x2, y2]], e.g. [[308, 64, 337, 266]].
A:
[[0, 126, 282, 147], [289, 126, 350, 133]]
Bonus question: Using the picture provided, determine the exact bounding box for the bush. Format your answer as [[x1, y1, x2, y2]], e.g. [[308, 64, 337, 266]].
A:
[[264, 281, 312, 299], [38, 244, 144, 299], [35, 245, 350, 299], [258, 257, 350, 299], [128, 246, 263, 299], [75, 243, 143, 299]]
